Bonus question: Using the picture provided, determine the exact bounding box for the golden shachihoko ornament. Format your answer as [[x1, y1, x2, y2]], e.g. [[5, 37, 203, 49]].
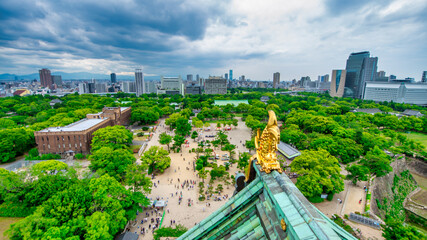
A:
[[246, 110, 282, 180]]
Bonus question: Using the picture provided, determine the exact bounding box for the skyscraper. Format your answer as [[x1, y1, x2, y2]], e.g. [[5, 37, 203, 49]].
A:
[[51, 75, 62, 88], [359, 57, 378, 98], [135, 69, 144, 96], [422, 71, 427, 83], [273, 72, 280, 88], [225, 73, 228, 80], [187, 74, 193, 82], [229, 69, 233, 81], [344, 51, 370, 98], [110, 73, 116, 83], [330, 70, 347, 97], [39, 68, 52, 89]]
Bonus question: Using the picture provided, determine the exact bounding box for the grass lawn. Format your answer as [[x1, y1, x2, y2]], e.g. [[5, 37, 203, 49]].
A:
[[133, 135, 149, 141], [0, 217, 22, 240], [405, 132, 427, 150]]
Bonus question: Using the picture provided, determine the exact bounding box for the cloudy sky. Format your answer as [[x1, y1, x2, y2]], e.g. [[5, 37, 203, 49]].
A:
[[1, 0, 426, 80]]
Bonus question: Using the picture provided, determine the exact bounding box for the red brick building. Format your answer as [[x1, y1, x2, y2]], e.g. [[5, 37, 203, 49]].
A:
[[34, 107, 131, 155]]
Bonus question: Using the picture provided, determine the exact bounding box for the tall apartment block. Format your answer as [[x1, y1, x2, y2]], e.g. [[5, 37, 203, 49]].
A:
[[273, 72, 280, 88], [205, 76, 227, 94], [39, 68, 53, 89], [135, 69, 144, 96]]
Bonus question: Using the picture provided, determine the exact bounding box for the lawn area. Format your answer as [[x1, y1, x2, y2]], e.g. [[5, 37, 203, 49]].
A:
[[405, 132, 427, 150], [0, 217, 22, 240]]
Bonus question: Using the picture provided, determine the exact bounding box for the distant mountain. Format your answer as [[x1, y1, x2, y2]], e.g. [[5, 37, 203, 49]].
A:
[[0, 72, 160, 81]]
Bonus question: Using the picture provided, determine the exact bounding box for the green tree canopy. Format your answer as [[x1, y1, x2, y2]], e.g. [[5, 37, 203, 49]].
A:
[[290, 149, 344, 198], [140, 146, 171, 174], [345, 164, 370, 185], [131, 108, 160, 125], [359, 146, 392, 178], [89, 147, 136, 180], [175, 117, 192, 136], [382, 220, 426, 240], [91, 125, 133, 152], [159, 132, 172, 152], [30, 160, 68, 177]]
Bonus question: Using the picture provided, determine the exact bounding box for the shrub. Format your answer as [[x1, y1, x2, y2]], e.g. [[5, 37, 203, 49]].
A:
[[0, 202, 36, 217], [137, 132, 144, 137], [153, 224, 187, 240], [75, 153, 85, 159], [327, 193, 334, 201], [308, 196, 324, 203], [142, 126, 149, 131]]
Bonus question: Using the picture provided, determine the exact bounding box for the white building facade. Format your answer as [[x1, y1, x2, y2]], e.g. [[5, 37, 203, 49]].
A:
[[364, 82, 427, 106]]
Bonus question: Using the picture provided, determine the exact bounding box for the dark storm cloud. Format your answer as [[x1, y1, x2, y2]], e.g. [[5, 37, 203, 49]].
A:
[[0, 0, 232, 64]]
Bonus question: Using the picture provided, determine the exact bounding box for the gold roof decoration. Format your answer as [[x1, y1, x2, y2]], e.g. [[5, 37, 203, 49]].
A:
[[246, 110, 282, 180]]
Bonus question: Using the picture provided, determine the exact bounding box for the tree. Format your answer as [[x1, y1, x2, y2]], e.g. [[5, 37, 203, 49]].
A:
[[131, 108, 159, 125], [290, 149, 344, 199], [140, 146, 171, 174], [173, 134, 185, 152], [89, 147, 136, 180], [198, 167, 208, 183], [238, 152, 251, 170], [382, 220, 426, 240], [175, 117, 191, 136], [159, 132, 172, 152], [216, 130, 229, 148], [222, 143, 236, 160], [165, 113, 181, 130], [125, 164, 152, 194], [345, 164, 370, 185], [191, 131, 199, 142], [31, 160, 68, 177], [6, 173, 144, 240], [91, 125, 133, 152], [359, 146, 392, 178]]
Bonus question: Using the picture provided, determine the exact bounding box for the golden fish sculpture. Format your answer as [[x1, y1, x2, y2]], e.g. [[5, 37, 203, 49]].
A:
[[246, 110, 282, 180]]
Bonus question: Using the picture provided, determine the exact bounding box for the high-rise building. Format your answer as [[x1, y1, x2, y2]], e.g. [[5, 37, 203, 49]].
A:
[[344, 51, 370, 98], [87, 83, 96, 93], [110, 73, 116, 83], [377, 71, 386, 78], [145, 81, 157, 94], [135, 69, 144, 96], [161, 76, 183, 95], [225, 73, 228, 80], [422, 71, 427, 83], [329, 70, 347, 97], [205, 76, 227, 94], [359, 57, 378, 98], [95, 83, 107, 93], [241, 75, 245, 81], [187, 74, 193, 82], [122, 81, 136, 93], [39, 68, 53, 89], [51, 75, 62, 88], [229, 69, 233, 81], [78, 83, 88, 94], [273, 72, 280, 88]]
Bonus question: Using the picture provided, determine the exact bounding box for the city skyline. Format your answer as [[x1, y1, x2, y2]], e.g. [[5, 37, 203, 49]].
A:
[[0, 0, 426, 80]]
